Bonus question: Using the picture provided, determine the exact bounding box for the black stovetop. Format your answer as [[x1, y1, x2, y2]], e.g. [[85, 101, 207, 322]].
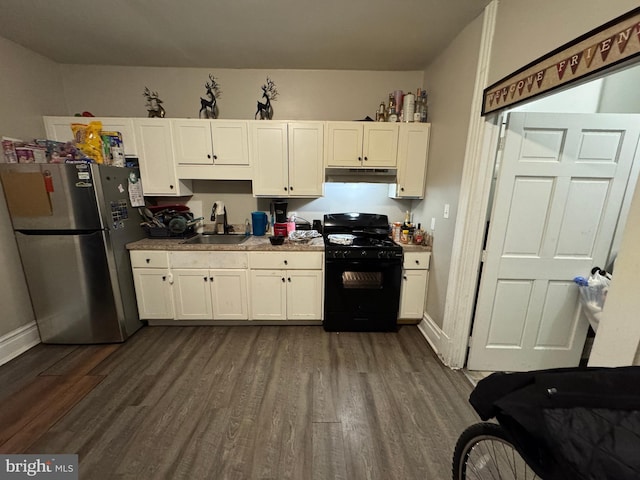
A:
[[323, 213, 402, 260]]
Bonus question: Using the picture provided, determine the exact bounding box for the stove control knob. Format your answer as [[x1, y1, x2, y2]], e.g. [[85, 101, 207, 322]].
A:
[[378, 251, 386, 259], [361, 250, 367, 257]]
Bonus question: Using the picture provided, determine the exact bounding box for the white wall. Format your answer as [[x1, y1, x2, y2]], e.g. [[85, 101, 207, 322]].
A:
[[412, 13, 485, 328], [60, 66, 423, 122], [488, 0, 639, 86], [0, 36, 67, 139], [599, 65, 640, 113], [511, 79, 603, 113], [0, 37, 66, 338]]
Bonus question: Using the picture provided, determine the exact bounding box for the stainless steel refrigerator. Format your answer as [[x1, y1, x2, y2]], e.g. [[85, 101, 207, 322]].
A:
[[0, 163, 145, 344]]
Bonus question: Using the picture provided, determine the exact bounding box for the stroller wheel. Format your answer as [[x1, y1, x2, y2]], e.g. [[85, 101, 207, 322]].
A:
[[452, 422, 539, 479]]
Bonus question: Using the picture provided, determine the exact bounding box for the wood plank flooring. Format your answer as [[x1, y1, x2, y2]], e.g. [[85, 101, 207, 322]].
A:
[[0, 326, 480, 479]]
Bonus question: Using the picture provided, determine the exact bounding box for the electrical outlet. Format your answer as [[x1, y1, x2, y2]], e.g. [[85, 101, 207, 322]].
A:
[[430, 217, 436, 230], [444, 204, 450, 219]]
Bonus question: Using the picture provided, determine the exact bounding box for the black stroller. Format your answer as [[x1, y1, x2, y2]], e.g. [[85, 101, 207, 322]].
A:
[[452, 366, 640, 479]]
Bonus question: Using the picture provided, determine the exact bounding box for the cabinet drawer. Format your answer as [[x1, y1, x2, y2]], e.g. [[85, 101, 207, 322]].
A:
[[130, 250, 169, 268], [403, 252, 430, 270], [249, 252, 323, 270], [170, 251, 248, 269]]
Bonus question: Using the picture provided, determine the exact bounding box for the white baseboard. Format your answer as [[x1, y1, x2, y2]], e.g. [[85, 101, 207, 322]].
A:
[[417, 313, 454, 367], [0, 322, 40, 366]]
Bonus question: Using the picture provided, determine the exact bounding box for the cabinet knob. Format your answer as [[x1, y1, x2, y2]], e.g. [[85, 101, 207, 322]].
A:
[[358, 156, 362, 161], [415, 260, 420, 265], [364, 156, 368, 161], [213, 155, 217, 160], [281, 277, 285, 283], [400, 187, 405, 192], [162, 275, 166, 281], [169, 185, 174, 190], [204, 277, 208, 281], [207, 154, 211, 159], [284, 260, 288, 265], [146, 258, 150, 263], [288, 277, 291, 282], [210, 276, 214, 281], [284, 186, 288, 191], [289, 186, 293, 191], [403, 275, 407, 280]]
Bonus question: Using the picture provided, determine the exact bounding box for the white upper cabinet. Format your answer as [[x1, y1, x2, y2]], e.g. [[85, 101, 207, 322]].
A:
[[250, 121, 324, 197], [43, 116, 138, 156], [389, 123, 430, 199], [326, 122, 398, 168], [133, 118, 192, 196], [173, 119, 251, 180]]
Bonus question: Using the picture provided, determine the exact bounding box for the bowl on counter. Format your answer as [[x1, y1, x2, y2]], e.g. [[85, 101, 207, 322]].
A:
[[269, 235, 285, 245]]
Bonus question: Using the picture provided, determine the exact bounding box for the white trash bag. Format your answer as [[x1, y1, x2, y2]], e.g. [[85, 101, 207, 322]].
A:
[[573, 268, 612, 332]]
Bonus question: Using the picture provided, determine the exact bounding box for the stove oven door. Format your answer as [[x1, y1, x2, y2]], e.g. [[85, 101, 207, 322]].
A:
[[324, 258, 402, 332]]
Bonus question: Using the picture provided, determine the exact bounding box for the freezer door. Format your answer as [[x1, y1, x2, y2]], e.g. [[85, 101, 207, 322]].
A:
[[0, 163, 101, 230], [16, 231, 127, 344]]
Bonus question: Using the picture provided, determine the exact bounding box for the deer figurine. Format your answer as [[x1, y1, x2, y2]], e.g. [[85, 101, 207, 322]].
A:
[[143, 87, 165, 118], [199, 74, 222, 119], [255, 77, 278, 120]]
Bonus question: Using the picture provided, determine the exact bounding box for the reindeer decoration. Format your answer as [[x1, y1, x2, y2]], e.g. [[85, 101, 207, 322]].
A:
[[143, 87, 165, 118], [255, 77, 278, 120], [199, 74, 222, 119]]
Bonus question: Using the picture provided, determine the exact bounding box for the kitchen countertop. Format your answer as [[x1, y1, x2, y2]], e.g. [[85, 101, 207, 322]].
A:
[[127, 235, 326, 251], [127, 235, 432, 252]]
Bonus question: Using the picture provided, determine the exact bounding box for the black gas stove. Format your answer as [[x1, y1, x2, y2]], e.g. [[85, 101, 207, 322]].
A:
[[323, 213, 403, 332]]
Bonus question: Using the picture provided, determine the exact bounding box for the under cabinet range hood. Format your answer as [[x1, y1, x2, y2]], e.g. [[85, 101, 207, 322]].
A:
[[324, 167, 397, 183]]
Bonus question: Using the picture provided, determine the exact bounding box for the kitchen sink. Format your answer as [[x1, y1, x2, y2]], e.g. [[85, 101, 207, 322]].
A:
[[183, 234, 249, 245]]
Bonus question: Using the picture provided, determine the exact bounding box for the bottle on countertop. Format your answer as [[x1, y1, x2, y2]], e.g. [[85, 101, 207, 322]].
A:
[[413, 223, 424, 245]]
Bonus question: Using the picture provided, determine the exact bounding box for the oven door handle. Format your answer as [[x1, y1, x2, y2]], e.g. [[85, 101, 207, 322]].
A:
[[326, 259, 402, 268]]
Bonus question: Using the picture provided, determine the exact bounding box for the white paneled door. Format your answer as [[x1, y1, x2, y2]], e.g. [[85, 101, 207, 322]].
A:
[[468, 112, 640, 372]]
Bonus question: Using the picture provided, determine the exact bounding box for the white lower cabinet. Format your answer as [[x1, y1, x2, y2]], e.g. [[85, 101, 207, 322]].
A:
[[170, 251, 249, 321], [130, 251, 174, 320], [249, 252, 323, 321], [130, 249, 322, 323], [399, 251, 431, 320], [172, 268, 248, 320]]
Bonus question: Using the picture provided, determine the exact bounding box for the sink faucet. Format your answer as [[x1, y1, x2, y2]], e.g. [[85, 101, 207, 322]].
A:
[[211, 201, 227, 234]]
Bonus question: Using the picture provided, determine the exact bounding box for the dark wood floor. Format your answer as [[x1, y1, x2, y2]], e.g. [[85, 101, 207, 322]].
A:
[[0, 325, 479, 479]]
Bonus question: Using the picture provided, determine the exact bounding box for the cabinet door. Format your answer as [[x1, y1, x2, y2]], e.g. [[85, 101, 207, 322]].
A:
[[286, 270, 323, 320], [399, 270, 428, 319], [43, 116, 137, 156], [172, 119, 213, 165], [363, 123, 398, 167], [134, 119, 192, 196], [288, 122, 324, 197], [249, 270, 287, 320], [211, 121, 249, 166], [172, 269, 213, 320], [210, 269, 248, 320], [325, 122, 363, 167], [250, 122, 289, 196], [132, 268, 174, 319], [393, 123, 430, 198]]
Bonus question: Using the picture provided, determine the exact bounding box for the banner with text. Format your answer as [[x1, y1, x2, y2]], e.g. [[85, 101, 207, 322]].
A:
[[482, 7, 640, 115]]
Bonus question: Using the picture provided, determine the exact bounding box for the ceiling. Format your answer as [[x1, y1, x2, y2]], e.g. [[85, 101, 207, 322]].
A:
[[0, 0, 490, 71]]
